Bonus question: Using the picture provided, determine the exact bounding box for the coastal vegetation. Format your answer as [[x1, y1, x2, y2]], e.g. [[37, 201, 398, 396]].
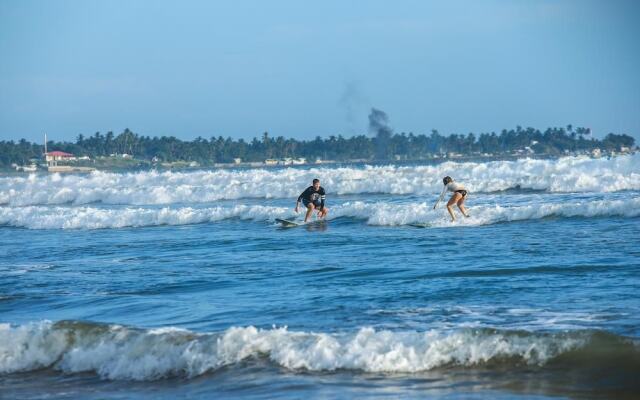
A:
[[0, 125, 635, 168]]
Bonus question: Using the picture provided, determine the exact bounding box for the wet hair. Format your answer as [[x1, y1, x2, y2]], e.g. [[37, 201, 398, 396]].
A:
[[312, 178, 320, 184], [443, 176, 453, 185]]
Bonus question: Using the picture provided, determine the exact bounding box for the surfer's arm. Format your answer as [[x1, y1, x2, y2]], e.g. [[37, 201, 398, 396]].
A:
[[434, 186, 447, 209], [296, 189, 306, 204], [295, 189, 307, 212]]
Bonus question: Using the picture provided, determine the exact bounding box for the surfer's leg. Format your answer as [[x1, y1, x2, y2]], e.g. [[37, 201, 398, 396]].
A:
[[305, 203, 315, 222], [457, 195, 469, 217], [318, 207, 329, 219], [446, 194, 461, 222]]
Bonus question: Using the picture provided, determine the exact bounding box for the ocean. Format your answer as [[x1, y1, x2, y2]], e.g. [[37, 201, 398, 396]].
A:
[[1, 155, 639, 399]]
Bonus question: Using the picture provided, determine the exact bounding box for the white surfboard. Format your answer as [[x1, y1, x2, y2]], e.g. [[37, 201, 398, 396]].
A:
[[275, 218, 300, 227], [408, 222, 431, 228]]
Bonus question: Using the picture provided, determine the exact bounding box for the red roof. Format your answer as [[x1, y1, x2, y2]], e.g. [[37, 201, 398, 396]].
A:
[[47, 151, 74, 157]]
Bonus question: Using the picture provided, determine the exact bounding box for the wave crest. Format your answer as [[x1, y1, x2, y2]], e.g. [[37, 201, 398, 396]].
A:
[[0, 197, 637, 229], [4, 321, 636, 380], [1, 155, 638, 206]]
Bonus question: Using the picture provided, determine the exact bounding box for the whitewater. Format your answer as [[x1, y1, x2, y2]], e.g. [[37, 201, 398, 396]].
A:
[[1, 155, 639, 399], [1, 154, 638, 207], [4, 321, 636, 380]]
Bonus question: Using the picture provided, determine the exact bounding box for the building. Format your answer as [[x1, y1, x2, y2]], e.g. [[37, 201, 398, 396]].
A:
[[42, 134, 94, 173], [45, 151, 74, 166]]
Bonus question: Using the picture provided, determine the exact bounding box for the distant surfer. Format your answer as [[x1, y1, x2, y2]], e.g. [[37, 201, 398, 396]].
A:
[[434, 176, 469, 222], [295, 178, 328, 222]]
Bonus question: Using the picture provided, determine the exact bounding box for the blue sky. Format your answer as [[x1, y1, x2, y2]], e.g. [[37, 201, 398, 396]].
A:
[[1, 0, 638, 143]]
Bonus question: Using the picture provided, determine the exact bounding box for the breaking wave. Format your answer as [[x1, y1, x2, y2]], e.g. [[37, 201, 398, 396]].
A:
[[0, 205, 290, 229], [0, 155, 638, 206], [0, 197, 637, 229], [1, 321, 638, 380], [353, 196, 640, 227]]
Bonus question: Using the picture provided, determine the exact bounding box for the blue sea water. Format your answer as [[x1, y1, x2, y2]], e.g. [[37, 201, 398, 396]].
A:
[[1, 155, 639, 399]]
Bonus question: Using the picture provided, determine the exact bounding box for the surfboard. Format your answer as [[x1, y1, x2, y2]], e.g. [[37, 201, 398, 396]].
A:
[[275, 218, 300, 227], [408, 222, 431, 228]]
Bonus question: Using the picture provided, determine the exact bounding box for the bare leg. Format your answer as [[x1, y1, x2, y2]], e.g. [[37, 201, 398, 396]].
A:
[[318, 207, 329, 219], [457, 196, 469, 217], [305, 204, 315, 222], [446, 193, 462, 222]]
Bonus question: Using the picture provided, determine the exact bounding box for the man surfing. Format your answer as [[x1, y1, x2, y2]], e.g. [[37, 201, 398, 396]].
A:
[[295, 178, 329, 222]]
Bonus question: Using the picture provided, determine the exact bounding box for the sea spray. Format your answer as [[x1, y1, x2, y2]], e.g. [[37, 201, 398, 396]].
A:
[[0, 197, 637, 229], [1, 155, 638, 206]]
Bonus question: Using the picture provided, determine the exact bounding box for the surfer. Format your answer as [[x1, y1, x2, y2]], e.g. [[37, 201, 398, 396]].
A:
[[434, 176, 469, 222], [295, 178, 328, 222]]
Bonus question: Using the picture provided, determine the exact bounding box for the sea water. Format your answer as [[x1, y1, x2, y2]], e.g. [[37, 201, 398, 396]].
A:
[[1, 155, 639, 399]]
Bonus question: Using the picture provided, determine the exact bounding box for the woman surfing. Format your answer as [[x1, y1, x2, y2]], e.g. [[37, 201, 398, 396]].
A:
[[434, 176, 469, 222]]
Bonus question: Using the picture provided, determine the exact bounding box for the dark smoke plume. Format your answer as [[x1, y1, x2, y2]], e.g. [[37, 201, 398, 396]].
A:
[[368, 108, 393, 160]]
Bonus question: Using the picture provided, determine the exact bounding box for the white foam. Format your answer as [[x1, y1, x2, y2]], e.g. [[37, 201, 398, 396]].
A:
[[0, 321, 587, 380], [0, 197, 637, 229], [0, 205, 290, 229], [368, 306, 613, 331], [346, 196, 640, 227], [1, 155, 638, 206]]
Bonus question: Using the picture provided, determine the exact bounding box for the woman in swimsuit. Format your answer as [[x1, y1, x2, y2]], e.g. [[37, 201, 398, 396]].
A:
[[434, 176, 469, 222]]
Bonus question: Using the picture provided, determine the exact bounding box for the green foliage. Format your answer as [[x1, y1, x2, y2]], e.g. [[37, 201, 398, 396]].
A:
[[0, 127, 635, 168]]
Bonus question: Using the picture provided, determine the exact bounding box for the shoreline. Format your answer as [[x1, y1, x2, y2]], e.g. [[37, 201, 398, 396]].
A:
[[1, 152, 634, 175]]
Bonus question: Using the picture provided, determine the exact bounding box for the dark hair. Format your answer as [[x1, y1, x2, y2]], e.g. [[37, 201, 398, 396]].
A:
[[312, 178, 320, 184], [443, 176, 453, 185]]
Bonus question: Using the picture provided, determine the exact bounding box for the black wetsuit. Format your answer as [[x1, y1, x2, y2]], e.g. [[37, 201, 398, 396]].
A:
[[298, 186, 326, 210]]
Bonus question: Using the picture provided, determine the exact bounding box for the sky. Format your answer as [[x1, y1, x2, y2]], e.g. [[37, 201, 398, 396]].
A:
[[0, 0, 639, 143]]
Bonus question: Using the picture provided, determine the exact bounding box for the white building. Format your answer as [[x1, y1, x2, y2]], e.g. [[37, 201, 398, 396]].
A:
[[45, 151, 74, 166]]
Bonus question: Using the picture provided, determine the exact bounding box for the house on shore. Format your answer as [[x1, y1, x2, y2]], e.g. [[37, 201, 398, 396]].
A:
[[45, 150, 94, 173], [45, 151, 75, 166]]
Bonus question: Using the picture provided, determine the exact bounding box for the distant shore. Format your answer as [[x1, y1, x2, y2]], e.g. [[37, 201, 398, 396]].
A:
[[2, 151, 636, 175]]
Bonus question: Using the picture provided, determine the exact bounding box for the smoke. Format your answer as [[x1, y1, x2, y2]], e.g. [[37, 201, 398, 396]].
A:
[[368, 108, 393, 160], [339, 81, 367, 134]]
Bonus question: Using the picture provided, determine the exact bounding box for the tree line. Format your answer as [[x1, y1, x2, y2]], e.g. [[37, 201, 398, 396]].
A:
[[0, 125, 635, 167]]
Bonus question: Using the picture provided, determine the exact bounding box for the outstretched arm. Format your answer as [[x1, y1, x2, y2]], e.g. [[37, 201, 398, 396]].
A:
[[434, 185, 447, 209]]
